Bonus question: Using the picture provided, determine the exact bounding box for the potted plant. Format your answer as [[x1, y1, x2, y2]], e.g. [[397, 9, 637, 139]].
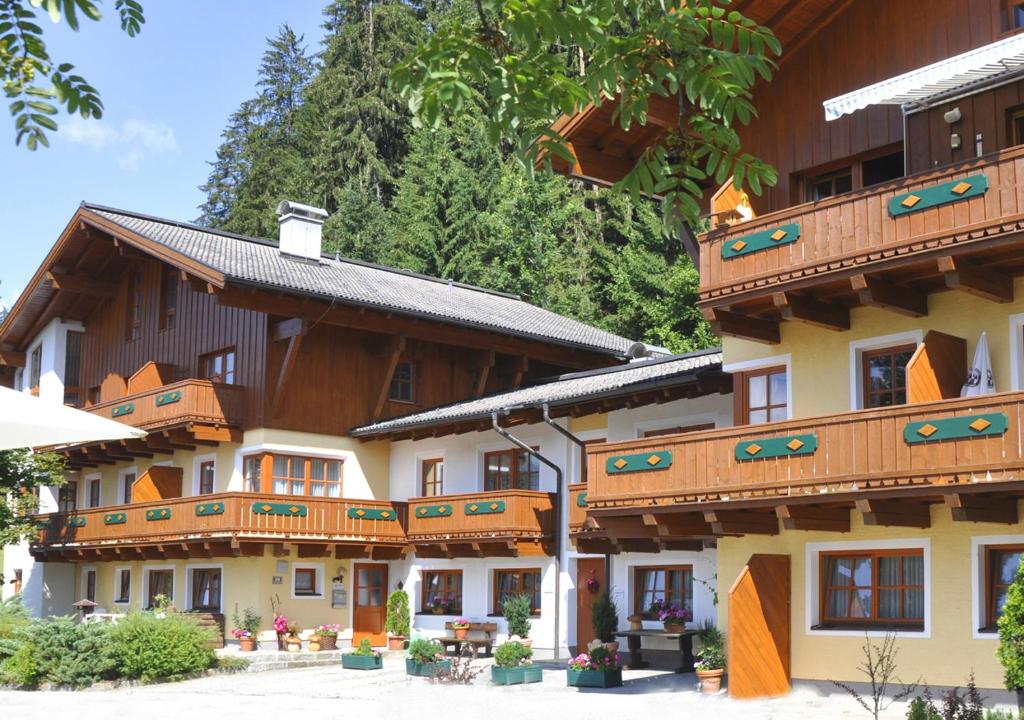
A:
[[342, 638, 383, 670], [592, 591, 620, 655], [284, 622, 302, 653], [231, 607, 262, 652], [313, 624, 340, 651], [658, 605, 692, 634], [998, 561, 1024, 711], [405, 637, 451, 677], [695, 620, 726, 694], [503, 593, 533, 649], [451, 617, 471, 640], [566, 644, 622, 688], [492, 641, 542, 685], [386, 588, 410, 651], [273, 613, 289, 651], [427, 601, 445, 615]]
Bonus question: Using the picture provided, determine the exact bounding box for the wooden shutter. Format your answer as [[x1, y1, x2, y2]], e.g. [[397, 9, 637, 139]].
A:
[[907, 330, 967, 403]]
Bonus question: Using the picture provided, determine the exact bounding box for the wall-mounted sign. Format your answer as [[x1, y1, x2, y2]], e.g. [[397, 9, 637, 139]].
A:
[[332, 584, 347, 609], [272, 576, 283, 585]]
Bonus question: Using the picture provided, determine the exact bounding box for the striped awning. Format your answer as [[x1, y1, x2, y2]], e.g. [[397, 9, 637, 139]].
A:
[[824, 34, 1024, 121]]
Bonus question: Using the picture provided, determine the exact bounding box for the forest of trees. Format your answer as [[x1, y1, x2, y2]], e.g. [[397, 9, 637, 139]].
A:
[[197, 0, 715, 353]]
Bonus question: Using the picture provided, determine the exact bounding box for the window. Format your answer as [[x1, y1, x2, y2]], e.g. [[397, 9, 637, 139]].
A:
[[28, 345, 41, 395], [642, 424, 715, 439], [200, 347, 235, 384], [862, 151, 904, 188], [244, 453, 343, 497], [115, 568, 131, 604], [1006, 1, 1024, 31], [634, 565, 693, 617], [485, 448, 540, 491], [83, 569, 96, 602], [422, 570, 462, 614], [388, 361, 415, 403], [735, 366, 787, 425], [146, 569, 174, 609], [58, 481, 77, 513], [421, 458, 444, 497], [797, 146, 905, 203], [63, 330, 84, 407], [121, 471, 136, 504], [494, 569, 541, 614], [198, 461, 215, 495], [190, 568, 222, 611], [159, 265, 178, 331], [820, 550, 924, 627], [862, 344, 915, 409], [987, 546, 1024, 628], [126, 267, 143, 341], [294, 567, 320, 597], [243, 455, 262, 493], [805, 167, 853, 202], [88, 477, 101, 507]]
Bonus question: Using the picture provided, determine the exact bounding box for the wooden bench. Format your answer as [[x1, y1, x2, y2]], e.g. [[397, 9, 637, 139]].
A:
[[439, 622, 498, 657]]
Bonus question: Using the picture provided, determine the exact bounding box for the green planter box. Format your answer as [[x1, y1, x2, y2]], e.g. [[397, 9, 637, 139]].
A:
[[491, 665, 544, 685], [566, 667, 623, 688], [342, 654, 383, 670], [405, 658, 452, 677]]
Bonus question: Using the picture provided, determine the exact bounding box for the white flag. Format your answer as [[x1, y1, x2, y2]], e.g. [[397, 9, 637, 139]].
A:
[[961, 331, 995, 397]]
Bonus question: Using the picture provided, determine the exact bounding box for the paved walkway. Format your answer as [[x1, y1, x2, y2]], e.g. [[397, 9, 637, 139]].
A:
[[0, 654, 926, 720]]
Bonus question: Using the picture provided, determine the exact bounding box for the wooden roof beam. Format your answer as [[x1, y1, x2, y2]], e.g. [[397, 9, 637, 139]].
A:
[[0, 345, 25, 367], [776, 504, 850, 533], [704, 510, 779, 535], [45, 271, 117, 299], [851, 274, 928, 317], [372, 334, 407, 421], [938, 256, 1013, 304], [772, 291, 849, 331], [705, 308, 780, 344], [856, 498, 931, 528], [945, 493, 1018, 524]]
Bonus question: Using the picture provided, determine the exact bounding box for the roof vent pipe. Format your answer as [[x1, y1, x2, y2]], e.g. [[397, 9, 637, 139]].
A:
[[275, 200, 328, 261]]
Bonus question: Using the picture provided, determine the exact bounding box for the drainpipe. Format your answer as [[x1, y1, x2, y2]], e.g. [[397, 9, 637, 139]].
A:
[[491, 410, 563, 661]]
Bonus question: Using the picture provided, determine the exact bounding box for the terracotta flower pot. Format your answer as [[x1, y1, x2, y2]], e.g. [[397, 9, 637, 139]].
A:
[[388, 635, 406, 651], [663, 622, 685, 634], [604, 641, 620, 656], [432, 607, 445, 615], [239, 637, 257, 652], [696, 668, 725, 694], [320, 635, 337, 651], [454, 627, 469, 640]]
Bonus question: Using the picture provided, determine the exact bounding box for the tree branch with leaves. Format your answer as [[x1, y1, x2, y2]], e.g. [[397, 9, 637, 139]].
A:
[[0, 448, 66, 547]]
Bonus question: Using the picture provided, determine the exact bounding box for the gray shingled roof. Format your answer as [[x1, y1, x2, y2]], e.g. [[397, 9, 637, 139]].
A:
[[351, 349, 723, 437], [84, 204, 633, 357]]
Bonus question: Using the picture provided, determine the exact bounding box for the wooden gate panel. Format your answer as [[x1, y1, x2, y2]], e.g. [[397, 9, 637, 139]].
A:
[[727, 553, 790, 699]]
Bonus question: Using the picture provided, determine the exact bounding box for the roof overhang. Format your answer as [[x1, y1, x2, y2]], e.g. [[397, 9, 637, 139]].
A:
[[824, 33, 1024, 120]]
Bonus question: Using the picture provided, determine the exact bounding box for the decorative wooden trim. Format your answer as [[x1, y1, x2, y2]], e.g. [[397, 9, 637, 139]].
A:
[[414, 504, 453, 518], [577, 492, 588, 508], [888, 174, 987, 217], [605, 451, 672, 474], [735, 434, 817, 461], [195, 501, 225, 516], [104, 512, 128, 525], [346, 507, 398, 521], [903, 413, 1008, 444], [464, 500, 506, 515], [68, 516, 87, 528], [721, 223, 800, 259], [155, 390, 182, 406], [112, 403, 135, 418], [145, 507, 172, 521], [252, 502, 308, 518]]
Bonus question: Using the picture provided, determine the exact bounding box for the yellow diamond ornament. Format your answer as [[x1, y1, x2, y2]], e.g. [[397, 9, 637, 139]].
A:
[[786, 438, 804, 451], [613, 458, 628, 470], [969, 418, 992, 433], [731, 240, 748, 252], [901, 194, 921, 208], [951, 181, 972, 196], [745, 443, 762, 456], [917, 424, 938, 438], [770, 229, 788, 242]]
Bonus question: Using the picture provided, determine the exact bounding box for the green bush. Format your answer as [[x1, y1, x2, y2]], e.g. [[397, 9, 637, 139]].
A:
[[213, 655, 251, 674], [494, 641, 532, 668], [108, 612, 215, 682], [1000, 561, 1024, 693], [407, 637, 443, 665], [385, 589, 410, 638], [984, 710, 1019, 720], [0, 595, 30, 661], [592, 591, 619, 643], [503, 593, 532, 639], [0, 616, 116, 688]]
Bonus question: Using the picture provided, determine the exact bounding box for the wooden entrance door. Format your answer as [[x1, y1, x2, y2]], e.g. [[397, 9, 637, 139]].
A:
[[575, 557, 607, 652], [353, 563, 388, 646]]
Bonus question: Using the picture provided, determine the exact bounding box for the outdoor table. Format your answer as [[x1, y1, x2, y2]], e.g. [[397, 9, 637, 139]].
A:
[[614, 629, 697, 673]]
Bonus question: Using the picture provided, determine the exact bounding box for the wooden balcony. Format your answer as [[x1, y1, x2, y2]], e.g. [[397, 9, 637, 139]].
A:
[[406, 490, 556, 558], [32, 492, 408, 561], [699, 146, 1024, 343], [87, 378, 243, 432], [584, 391, 1024, 539]]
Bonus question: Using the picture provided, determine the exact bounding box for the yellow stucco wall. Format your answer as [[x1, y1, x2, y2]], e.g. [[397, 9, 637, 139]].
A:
[[569, 413, 609, 434], [716, 507, 1024, 689], [723, 278, 1024, 419]]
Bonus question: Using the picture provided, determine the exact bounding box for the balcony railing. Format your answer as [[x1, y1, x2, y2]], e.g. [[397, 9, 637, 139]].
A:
[[86, 379, 243, 431], [568, 483, 588, 534], [585, 390, 1024, 510], [698, 145, 1024, 306], [34, 492, 408, 548], [406, 489, 556, 543]]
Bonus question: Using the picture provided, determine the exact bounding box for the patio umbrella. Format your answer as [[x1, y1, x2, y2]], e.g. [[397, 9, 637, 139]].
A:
[[0, 386, 146, 450], [960, 331, 996, 397]]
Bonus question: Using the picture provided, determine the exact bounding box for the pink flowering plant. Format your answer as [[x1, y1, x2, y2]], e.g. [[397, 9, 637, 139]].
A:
[[451, 617, 470, 628], [658, 605, 692, 624], [273, 614, 289, 633], [567, 644, 620, 672], [231, 607, 261, 639], [314, 624, 341, 637]]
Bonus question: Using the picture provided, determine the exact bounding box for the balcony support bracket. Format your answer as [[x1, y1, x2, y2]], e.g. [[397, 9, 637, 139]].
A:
[[776, 504, 850, 532], [851, 274, 928, 317], [772, 292, 850, 331], [938, 256, 1014, 304], [856, 498, 931, 528], [945, 492, 1018, 524], [704, 308, 780, 344]]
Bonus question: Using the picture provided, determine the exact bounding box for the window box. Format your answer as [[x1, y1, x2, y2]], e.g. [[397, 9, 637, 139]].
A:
[[566, 667, 622, 688], [491, 665, 543, 685], [342, 654, 383, 671], [405, 658, 451, 677]]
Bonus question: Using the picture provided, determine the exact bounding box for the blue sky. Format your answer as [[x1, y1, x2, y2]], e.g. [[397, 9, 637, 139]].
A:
[[0, 0, 328, 308]]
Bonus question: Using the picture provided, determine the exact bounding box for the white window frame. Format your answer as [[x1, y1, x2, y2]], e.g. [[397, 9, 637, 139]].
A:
[[722, 353, 793, 422], [634, 413, 718, 440], [84, 472, 102, 508], [113, 566, 132, 606], [971, 533, 1024, 639], [233, 444, 348, 494], [192, 453, 217, 496], [80, 565, 98, 602], [185, 563, 225, 613], [806, 537, 931, 638], [117, 465, 139, 505], [291, 562, 325, 600], [848, 331, 923, 411], [1009, 313, 1024, 391], [142, 564, 176, 608]]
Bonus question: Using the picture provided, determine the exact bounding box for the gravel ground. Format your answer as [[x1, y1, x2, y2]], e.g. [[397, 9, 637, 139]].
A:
[[0, 654, 917, 720]]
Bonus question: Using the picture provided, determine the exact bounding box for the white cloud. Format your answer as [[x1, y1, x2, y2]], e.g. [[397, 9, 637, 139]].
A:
[[63, 116, 179, 171]]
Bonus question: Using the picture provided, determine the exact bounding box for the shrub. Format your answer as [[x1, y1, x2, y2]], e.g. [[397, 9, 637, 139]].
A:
[[591, 591, 618, 643], [0, 595, 31, 661], [999, 560, 1024, 696], [407, 637, 443, 665], [0, 616, 116, 688], [213, 655, 250, 673], [352, 638, 380, 657], [905, 677, 985, 720], [502, 593, 532, 639], [109, 612, 215, 682], [695, 619, 726, 671], [231, 607, 261, 640], [385, 589, 410, 638], [494, 641, 532, 668]]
